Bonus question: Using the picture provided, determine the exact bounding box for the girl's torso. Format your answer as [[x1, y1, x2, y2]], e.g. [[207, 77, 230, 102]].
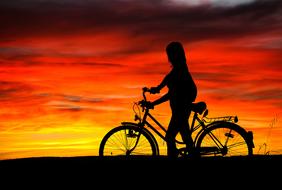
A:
[[166, 66, 197, 107]]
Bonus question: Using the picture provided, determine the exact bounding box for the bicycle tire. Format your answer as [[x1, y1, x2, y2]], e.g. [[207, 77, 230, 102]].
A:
[[196, 122, 253, 157], [99, 125, 159, 157]]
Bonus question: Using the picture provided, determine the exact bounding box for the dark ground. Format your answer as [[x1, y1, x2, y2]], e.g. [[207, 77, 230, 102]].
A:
[[1, 155, 281, 188]]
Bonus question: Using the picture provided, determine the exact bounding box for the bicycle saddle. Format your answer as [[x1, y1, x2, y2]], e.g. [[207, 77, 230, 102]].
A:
[[191, 102, 207, 115]]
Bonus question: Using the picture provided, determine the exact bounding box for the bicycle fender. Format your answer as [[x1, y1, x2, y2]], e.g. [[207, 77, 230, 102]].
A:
[[247, 131, 255, 148], [206, 121, 248, 133], [121, 121, 143, 127]]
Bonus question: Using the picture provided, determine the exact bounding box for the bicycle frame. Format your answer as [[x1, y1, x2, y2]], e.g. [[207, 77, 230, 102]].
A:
[[132, 90, 210, 146], [127, 89, 242, 155], [133, 104, 222, 147]]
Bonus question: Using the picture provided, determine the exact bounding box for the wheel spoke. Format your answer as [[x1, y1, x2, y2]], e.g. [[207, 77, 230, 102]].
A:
[[99, 126, 157, 156], [227, 141, 247, 149], [197, 123, 252, 157]]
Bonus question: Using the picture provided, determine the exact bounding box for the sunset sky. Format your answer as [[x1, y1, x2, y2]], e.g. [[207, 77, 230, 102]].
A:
[[0, 0, 281, 159]]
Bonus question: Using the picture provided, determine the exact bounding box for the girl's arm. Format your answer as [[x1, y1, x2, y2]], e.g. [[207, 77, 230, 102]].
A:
[[150, 70, 171, 93], [152, 93, 169, 106]]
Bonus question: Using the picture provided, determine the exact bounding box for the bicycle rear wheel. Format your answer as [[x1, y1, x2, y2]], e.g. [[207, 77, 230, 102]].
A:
[[196, 122, 253, 157], [99, 125, 158, 156]]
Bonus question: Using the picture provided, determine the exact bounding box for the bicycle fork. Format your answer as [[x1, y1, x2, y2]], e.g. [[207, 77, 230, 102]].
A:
[[125, 128, 142, 156]]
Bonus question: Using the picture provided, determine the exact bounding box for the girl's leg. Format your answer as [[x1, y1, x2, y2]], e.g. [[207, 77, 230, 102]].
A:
[[179, 110, 194, 150], [178, 109, 199, 157], [165, 116, 179, 158]]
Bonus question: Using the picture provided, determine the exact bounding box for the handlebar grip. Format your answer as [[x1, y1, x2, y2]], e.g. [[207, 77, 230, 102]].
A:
[[143, 87, 150, 92], [142, 87, 149, 101]]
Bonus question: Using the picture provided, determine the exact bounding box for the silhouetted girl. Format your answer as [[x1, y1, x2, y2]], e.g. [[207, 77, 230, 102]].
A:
[[148, 41, 197, 157]]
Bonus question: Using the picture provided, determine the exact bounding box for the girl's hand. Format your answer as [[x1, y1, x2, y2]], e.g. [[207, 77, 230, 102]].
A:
[[139, 100, 154, 109], [149, 87, 160, 94]]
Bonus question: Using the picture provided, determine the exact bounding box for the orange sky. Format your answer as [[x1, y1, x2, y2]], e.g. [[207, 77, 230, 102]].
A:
[[0, 0, 281, 159]]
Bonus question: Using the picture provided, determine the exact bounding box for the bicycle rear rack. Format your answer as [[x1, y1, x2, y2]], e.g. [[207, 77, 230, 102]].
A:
[[203, 116, 238, 124]]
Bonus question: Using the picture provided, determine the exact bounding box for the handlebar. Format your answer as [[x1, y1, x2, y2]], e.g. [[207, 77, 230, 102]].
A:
[[139, 87, 153, 112], [142, 87, 150, 101]]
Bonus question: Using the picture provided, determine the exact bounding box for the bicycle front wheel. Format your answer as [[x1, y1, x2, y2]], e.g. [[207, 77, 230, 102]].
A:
[[99, 125, 158, 157], [196, 122, 253, 157]]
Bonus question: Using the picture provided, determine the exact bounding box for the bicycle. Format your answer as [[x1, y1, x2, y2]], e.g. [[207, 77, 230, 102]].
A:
[[99, 87, 255, 157]]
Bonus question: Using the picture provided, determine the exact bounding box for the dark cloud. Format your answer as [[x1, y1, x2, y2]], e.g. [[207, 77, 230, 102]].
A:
[[193, 71, 239, 83], [43, 93, 105, 111], [62, 94, 104, 103], [0, 48, 125, 67], [73, 62, 124, 68], [63, 95, 82, 102], [241, 89, 282, 101], [0, 81, 33, 101], [252, 78, 282, 86], [0, 47, 43, 62], [51, 104, 83, 112], [0, 0, 281, 44], [46, 100, 125, 112], [128, 62, 170, 76], [207, 87, 282, 106]]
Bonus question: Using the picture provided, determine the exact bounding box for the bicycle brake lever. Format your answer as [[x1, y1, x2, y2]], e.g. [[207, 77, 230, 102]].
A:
[[138, 100, 145, 112]]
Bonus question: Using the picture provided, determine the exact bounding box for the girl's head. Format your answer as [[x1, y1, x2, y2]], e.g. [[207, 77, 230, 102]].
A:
[[166, 41, 186, 67]]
